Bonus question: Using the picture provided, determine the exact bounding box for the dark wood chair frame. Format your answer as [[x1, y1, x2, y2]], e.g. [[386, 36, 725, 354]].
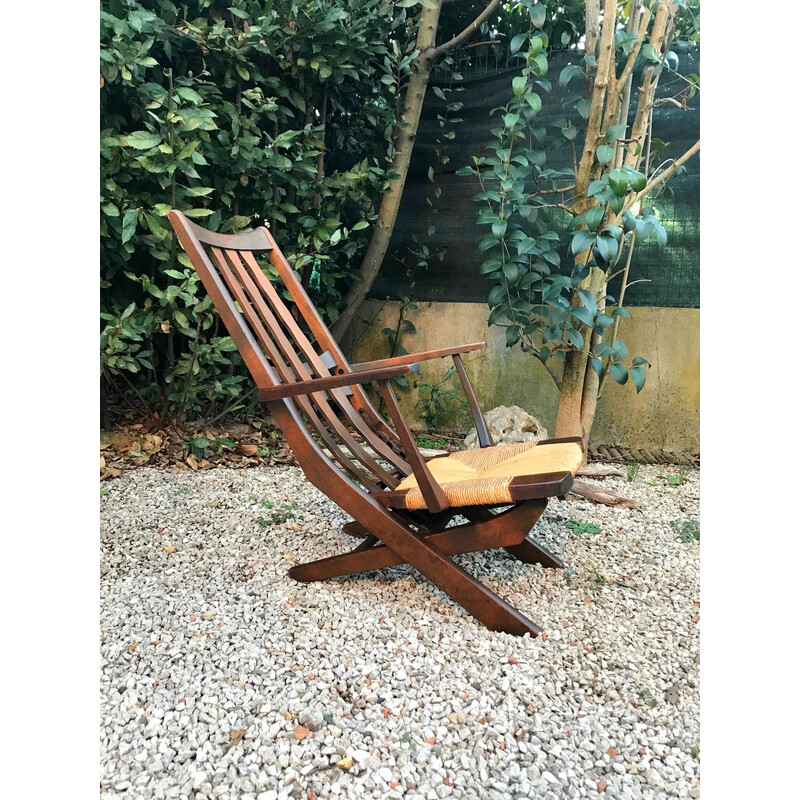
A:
[[168, 211, 578, 636]]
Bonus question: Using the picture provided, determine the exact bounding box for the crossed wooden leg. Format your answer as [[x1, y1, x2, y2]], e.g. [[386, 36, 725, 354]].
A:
[[290, 499, 562, 636], [460, 507, 564, 569], [341, 520, 371, 538]]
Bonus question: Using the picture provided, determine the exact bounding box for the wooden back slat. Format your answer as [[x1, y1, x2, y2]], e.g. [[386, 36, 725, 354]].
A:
[[167, 210, 415, 496], [226, 250, 400, 488], [203, 246, 373, 488], [169, 214, 277, 389], [238, 251, 410, 473], [209, 248, 293, 379], [260, 242, 404, 449], [239, 252, 322, 373]]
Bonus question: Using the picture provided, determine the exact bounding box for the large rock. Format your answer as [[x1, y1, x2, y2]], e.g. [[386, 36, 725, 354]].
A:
[[464, 404, 548, 449]]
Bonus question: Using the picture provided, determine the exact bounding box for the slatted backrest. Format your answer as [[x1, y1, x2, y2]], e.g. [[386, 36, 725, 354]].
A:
[[168, 211, 409, 493]]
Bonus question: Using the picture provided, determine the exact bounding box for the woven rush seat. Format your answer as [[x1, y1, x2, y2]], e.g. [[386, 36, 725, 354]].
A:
[[384, 441, 584, 510]]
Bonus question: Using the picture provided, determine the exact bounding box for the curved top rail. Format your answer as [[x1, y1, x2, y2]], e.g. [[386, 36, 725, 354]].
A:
[[167, 210, 272, 252]]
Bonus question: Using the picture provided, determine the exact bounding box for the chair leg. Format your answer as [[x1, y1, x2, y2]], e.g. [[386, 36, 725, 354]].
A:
[[342, 509, 453, 539], [460, 506, 563, 569], [290, 502, 549, 637], [378, 528, 544, 637], [341, 520, 371, 538], [504, 537, 563, 569], [291, 501, 545, 581]]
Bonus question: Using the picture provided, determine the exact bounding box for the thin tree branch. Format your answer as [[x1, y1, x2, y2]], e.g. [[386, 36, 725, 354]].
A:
[[531, 184, 575, 195], [542, 357, 562, 389], [177, 323, 202, 424], [575, 0, 618, 203], [653, 96, 687, 109], [197, 386, 257, 428], [508, 329, 563, 389], [634, 139, 700, 201], [616, 9, 651, 99], [114, 369, 153, 416], [462, 40, 500, 49], [625, 1, 674, 170], [585, 0, 600, 62], [602, 7, 650, 140], [613, 0, 643, 169], [433, 0, 502, 57], [554, 203, 578, 216], [620, 278, 651, 289]]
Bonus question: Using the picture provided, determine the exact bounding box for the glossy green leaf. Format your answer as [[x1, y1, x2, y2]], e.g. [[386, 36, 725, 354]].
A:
[[559, 64, 582, 88], [596, 145, 614, 165], [571, 230, 595, 254], [630, 366, 646, 392], [122, 131, 161, 150], [596, 234, 618, 263], [565, 327, 584, 350], [531, 53, 548, 75], [530, 4, 546, 28], [588, 179, 606, 197], [575, 98, 591, 120], [578, 289, 597, 317], [584, 206, 604, 230], [641, 43, 659, 62], [605, 124, 627, 143], [121, 209, 139, 244], [524, 93, 542, 114], [571, 305, 593, 326], [609, 363, 628, 384], [608, 168, 628, 197], [594, 314, 613, 329], [510, 33, 527, 54]]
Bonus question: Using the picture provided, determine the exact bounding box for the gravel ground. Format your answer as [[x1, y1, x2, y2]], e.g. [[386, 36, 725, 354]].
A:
[[100, 463, 699, 800]]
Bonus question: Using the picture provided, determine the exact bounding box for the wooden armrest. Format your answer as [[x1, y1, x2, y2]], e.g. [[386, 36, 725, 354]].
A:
[[256, 363, 419, 401], [351, 341, 486, 372]]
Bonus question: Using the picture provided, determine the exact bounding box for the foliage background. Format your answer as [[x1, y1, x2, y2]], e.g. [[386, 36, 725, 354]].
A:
[[100, 0, 699, 427], [100, 0, 411, 420]]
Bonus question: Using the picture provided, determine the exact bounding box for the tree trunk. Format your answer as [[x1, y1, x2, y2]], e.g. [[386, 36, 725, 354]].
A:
[[554, 265, 606, 442], [330, 0, 502, 341], [555, 0, 684, 448], [329, 2, 443, 340]]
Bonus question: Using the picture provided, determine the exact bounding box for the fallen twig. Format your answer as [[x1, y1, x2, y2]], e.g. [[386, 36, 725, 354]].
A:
[[569, 479, 641, 508]]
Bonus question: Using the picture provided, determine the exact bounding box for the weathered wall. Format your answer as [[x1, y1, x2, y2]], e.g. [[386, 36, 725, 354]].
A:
[[347, 301, 699, 453]]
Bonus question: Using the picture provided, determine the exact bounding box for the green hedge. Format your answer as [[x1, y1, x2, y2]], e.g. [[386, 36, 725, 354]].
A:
[[100, 0, 411, 419]]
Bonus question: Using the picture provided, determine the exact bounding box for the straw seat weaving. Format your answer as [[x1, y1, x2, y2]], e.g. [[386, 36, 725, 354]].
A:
[[391, 441, 584, 510]]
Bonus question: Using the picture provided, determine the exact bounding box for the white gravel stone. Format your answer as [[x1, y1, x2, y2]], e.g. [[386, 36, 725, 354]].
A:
[[100, 463, 699, 800]]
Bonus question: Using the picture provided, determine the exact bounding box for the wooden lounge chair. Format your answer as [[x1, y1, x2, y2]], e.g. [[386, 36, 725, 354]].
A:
[[168, 210, 583, 636]]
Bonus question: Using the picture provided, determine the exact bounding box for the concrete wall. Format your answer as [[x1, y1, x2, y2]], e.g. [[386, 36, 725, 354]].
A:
[[347, 301, 699, 452]]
